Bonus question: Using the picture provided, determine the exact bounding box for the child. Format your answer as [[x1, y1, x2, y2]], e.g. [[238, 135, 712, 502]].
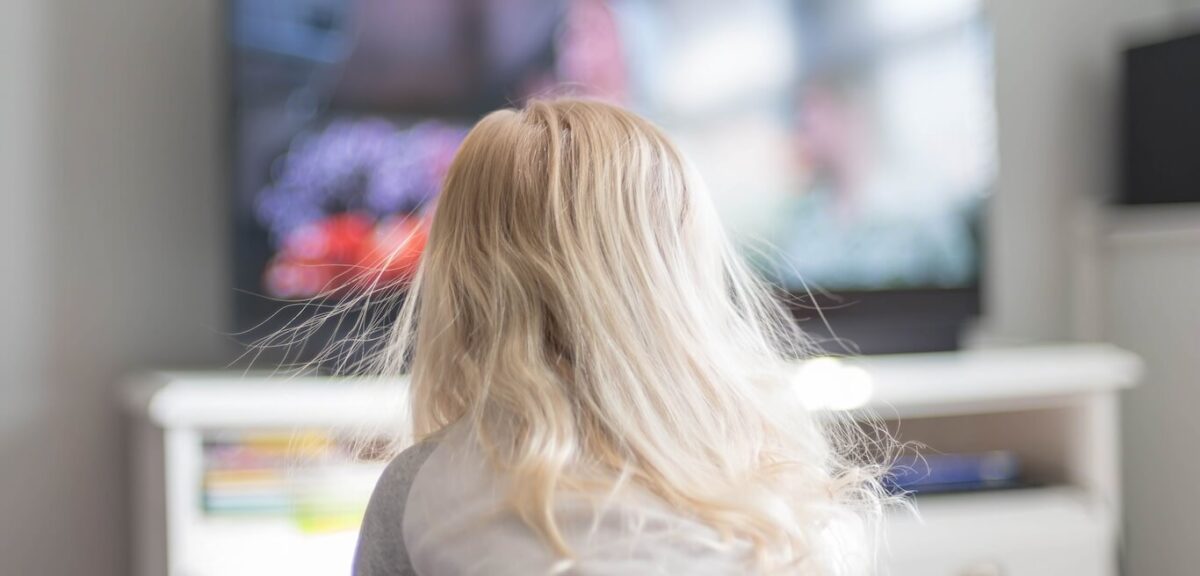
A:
[[352, 99, 886, 575]]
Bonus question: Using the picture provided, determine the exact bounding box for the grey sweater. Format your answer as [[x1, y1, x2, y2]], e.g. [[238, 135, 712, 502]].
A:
[[352, 440, 439, 576], [350, 428, 766, 575]]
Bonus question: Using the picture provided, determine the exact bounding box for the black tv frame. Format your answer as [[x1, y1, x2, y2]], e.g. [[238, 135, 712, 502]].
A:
[[222, 0, 987, 363]]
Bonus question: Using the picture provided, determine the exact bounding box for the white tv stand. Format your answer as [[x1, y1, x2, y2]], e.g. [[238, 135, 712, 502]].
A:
[[125, 343, 1140, 576]]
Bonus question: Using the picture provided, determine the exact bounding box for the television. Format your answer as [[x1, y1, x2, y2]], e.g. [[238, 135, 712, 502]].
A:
[[1120, 31, 1200, 206], [229, 0, 995, 357]]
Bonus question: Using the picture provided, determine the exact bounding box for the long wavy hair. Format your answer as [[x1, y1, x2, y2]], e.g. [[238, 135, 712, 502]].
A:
[[283, 99, 890, 573]]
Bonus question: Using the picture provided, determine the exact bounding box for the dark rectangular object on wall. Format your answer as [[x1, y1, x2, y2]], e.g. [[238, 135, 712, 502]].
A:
[[228, 0, 994, 361], [1121, 31, 1200, 205]]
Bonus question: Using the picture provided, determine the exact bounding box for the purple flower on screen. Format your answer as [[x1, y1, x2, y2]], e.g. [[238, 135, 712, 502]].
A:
[[255, 118, 468, 243]]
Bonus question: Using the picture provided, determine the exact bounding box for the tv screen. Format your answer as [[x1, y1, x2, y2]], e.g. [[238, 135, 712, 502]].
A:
[[230, 0, 995, 355], [1121, 31, 1200, 206]]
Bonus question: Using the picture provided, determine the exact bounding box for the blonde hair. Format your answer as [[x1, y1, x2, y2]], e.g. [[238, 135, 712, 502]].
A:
[[283, 99, 888, 573]]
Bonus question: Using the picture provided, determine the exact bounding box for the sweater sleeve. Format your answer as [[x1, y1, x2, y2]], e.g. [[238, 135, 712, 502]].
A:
[[352, 439, 439, 576]]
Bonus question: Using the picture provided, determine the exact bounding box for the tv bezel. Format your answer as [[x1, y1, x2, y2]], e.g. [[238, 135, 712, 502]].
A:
[[222, 0, 986, 362]]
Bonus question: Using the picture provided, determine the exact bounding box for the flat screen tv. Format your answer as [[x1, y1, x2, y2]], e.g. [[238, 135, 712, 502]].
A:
[[1120, 31, 1200, 206], [229, 0, 995, 358]]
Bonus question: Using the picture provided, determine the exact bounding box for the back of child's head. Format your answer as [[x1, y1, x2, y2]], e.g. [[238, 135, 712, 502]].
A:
[[332, 99, 890, 573]]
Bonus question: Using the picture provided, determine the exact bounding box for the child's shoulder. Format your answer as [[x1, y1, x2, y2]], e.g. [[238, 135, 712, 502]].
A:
[[379, 438, 441, 496], [353, 437, 441, 576]]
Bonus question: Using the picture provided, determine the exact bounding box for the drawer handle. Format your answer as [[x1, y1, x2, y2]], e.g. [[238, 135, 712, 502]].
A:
[[960, 562, 1003, 576]]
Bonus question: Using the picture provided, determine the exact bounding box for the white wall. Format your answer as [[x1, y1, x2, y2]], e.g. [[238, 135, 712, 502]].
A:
[[1105, 210, 1200, 576], [0, 0, 54, 567], [989, 2, 1200, 574], [0, 1, 226, 574], [1, 0, 48, 436], [990, 1, 1200, 573], [984, 0, 1176, 343]]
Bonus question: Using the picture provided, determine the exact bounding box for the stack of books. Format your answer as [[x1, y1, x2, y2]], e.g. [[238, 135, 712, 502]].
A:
[[886, 450, 1023, 495], [202, 430, 386, 532]]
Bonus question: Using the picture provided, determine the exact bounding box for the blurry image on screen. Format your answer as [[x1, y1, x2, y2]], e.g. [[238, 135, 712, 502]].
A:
[[231, 0, 994, 305]]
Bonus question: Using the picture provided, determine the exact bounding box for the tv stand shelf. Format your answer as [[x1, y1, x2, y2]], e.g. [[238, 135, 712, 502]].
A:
[[854, 343, 1139, 417], [125, 343, 1140, 576]]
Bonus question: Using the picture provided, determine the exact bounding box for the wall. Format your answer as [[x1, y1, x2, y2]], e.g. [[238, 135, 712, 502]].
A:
[[1106, 212, 1200, 576], [0, 1, 227, 574], [992, 0, 1200, 573], [1, 0, 48, 436], [0, 0, 53, 566], [990, 1, 1200, 574], [984, 0, 1175, 343]]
